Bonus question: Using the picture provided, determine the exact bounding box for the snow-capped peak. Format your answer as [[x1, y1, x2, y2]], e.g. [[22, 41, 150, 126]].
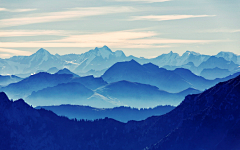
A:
[[94, 46, 113, 59], [183, 51, 200, 56], [216, 51, 236, 58], [30, 48, 52, 62], [35, 48, 51, 55]]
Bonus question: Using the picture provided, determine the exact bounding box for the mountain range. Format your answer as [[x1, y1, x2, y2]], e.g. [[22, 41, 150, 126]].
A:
[[163, 56, 239, 77], [200, 67, 231, 79], [2, 61, 239, 108], [102, 60, 238, 92], [0, 46, 239, 78], [24, 75, 201, 108], [1, 73, 240, 149], [36, 105, 175, 123], [94, 80, 201, 107]]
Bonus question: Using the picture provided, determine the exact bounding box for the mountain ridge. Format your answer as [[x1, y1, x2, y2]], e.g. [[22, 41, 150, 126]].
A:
[[0, 46, 239, 77]]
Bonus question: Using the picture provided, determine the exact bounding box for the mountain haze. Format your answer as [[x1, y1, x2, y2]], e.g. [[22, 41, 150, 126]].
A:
[[1, 74, 240, 149]]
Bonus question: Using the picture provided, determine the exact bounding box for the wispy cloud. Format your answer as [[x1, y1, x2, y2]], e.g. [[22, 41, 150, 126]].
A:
[[0, 48, 32, 58], [0, 7, 135, 28], [131, 15, 215, 21], [0, 30, 74, 37], [112, 0, 170, 3], [0, 30, 221, 49], [49, 30, 157, 43], [0, 8, 37, 12]]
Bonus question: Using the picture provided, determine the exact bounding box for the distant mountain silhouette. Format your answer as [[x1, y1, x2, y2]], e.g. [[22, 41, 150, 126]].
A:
[[163, 56, 239, 75], [26, 82, 94, 106], [6, 48, 64, 74], [102, 60, 239, 92], [151, 51, 210, 67], [0, 75, 22, 86], [197, 56, 238, 73], [1, 74, 240, 149], [36, 105, 175, 123], [25, 79, 200, 108], [71, 75, 107, 90], [172, 68, 215, 90], [216, 51, 240, 65], [47, 67, 59, 74], [200, 67, 231, 80], [102, 60, 192, 93], [0, 72, 73, 99], [78, 69, 107, 77], [73, 46, 128, 74], [0, 71, 108, 101], [56, 68, 79, 77], [95, 80, 201, 107]]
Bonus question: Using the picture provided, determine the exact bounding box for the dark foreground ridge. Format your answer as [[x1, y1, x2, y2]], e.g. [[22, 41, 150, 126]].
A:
[[1, 75, 240, 150]]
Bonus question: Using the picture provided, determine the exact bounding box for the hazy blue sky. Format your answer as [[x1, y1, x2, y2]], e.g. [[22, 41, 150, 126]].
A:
[[0, 0, 239, 58]]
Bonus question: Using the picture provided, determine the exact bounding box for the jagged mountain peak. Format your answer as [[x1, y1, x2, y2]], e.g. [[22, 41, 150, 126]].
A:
[[166, 51, 178, 56], [91, 46, 113, 59], [35, 48, 51, 55]]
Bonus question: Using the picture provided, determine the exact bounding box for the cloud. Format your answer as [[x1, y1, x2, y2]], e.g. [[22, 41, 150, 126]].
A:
[[0, 7, 135, 28], [112, 0, 170, 3], [0, 48, 32, 58], [131, 15, 215, 21], [49, 30, 157, 43], [0, 8, 37, 12], [0, 30, 74, 37], [0, 30, 221, 49]]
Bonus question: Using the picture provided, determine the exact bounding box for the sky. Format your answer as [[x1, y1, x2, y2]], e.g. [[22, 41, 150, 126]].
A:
[[0, 0, 239, 58]]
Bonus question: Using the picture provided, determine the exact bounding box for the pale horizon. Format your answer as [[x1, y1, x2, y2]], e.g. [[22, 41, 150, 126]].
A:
[[0, 46, 239, 59]]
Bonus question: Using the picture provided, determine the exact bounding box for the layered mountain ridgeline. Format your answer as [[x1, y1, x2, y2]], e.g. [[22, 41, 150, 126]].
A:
[[1, 75, 240, 149], [2, 60, 239, 108], [200, 67, 231, 80], [163, 56, 240, 77], [0, 66, 202, 108], [0, 75, 22, 86], [26, 80, 200, 108], [102, 60, 238, 92], [102, 60, 193, 93], [0, 46, 239, 77], [94, 81, 201, 107], [0, 70, 107, 100], [36, 105, 175, 123]]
